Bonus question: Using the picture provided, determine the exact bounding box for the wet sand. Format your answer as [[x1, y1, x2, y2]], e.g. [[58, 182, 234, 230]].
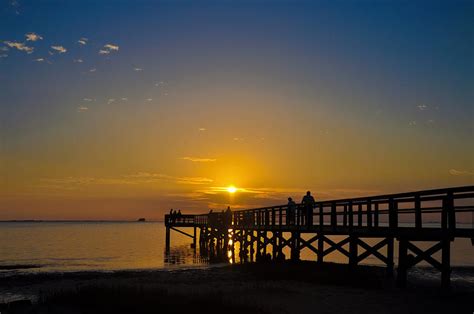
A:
[[1, 262, 473, 313]]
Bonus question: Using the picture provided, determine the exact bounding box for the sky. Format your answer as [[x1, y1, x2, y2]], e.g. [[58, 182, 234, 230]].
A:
[[0, 0, 473, 220]]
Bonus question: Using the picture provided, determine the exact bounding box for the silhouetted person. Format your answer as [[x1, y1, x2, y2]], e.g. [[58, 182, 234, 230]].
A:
[[225, 206, 232, 226], [169, 209, 173, 223], [172, 210, 177, 223], [177, 209, 182, 221], [302, 191, 315, 227], [287, 197, 296, 225]]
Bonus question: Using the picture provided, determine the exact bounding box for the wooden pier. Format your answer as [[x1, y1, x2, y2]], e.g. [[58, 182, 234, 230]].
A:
[[164, 186, 474, 288]]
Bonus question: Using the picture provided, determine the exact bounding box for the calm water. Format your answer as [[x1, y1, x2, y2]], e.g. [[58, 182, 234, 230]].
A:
[[1, 222, 473, 279]]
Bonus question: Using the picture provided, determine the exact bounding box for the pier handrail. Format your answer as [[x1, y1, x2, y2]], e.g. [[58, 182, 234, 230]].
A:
[[165, 186, 474, 236], [229, 185, 474, 233]]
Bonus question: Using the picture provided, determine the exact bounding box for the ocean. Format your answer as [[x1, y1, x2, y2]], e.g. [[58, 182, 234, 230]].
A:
[[1, 221, 473, 282]]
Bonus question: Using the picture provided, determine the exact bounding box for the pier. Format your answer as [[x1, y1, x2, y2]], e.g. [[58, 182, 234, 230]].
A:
[[164, 186, 474, 288]]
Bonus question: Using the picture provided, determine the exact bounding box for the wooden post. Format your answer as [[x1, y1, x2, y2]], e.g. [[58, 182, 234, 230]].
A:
[[374, 203, 379, 227], [272, 231, 278, 259], [291, 232, 300, 261], [331, 202, 337, 229], [446, 191, 455, 234], [441, 239, 451, 289], [250, 230, 255, 262], [318, 234, 324, 264], [357, 204, 363, 227], [165, 227, 170, 252], [279, 207, 283, 227], [386, 237, 394, 277], [442, 197, 448, 230], [397, 238, 408, 288], [349, 235, 358, 269], [389, 198, 398, 229], [193, 226, 197, 250], [343, 204, 347, 227], [348, 201, 353, 229], [319, 203, 324, 229], [415, 194, 422, 229], [367, 201, 372, 228]]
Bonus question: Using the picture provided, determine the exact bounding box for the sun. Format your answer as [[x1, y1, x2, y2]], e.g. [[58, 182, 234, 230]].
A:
[[227, 186, 237, 194]]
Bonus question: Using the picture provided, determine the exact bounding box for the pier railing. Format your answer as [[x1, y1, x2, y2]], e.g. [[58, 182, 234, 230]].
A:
[[164, 186, 474, 235], [230, 186, 474, 234]]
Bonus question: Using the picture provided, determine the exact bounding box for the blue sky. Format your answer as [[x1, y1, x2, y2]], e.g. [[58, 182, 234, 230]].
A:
[[1, 0, 472, 219]]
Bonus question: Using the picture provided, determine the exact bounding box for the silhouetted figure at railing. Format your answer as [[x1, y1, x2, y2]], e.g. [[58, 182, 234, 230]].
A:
[[177, 210, 182, 222], [287, 197, 296, 225], [171, 209, 178, 223], [225, 206, 232, 226], [302, 191, 315, 227]]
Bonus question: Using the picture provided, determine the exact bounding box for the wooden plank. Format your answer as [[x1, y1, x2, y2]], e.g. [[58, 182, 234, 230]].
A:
[[415, 194, 422, 229], [170, 227, 195, 239]]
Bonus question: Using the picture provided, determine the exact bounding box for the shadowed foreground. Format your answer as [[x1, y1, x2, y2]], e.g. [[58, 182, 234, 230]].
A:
[[1, 262, 473, 314]]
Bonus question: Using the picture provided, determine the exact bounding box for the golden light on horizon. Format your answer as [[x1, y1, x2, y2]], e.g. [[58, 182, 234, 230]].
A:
[[227, 186, 237, 194]]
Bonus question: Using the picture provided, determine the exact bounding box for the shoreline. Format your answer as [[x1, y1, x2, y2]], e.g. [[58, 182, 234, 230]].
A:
[[1, 261, 473, 313]]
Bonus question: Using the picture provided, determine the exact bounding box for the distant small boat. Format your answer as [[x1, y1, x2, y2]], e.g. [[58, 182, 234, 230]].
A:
[[137, 218, 146, 222]]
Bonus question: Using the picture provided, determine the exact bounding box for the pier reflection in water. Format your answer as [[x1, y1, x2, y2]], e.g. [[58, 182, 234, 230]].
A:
[[163, 244, 210, 266]]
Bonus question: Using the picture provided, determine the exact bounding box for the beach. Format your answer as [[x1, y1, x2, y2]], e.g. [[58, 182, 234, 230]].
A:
[[1, 262, 473, 314]]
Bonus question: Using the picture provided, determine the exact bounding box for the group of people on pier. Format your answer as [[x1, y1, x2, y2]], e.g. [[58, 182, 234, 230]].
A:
[[286, 191, 316, 226], [168, 209, 182, 223], [205, 191, 316, 227]]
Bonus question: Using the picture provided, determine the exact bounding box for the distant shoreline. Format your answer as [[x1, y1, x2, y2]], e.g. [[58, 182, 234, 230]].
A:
[[0, 220, 164, 223]]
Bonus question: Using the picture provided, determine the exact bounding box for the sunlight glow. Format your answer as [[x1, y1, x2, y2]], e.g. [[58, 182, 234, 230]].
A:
[[227, 186, 237, 194]]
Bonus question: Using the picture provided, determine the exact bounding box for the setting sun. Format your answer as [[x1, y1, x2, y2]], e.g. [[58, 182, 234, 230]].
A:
[[227, 186, 237, 194]]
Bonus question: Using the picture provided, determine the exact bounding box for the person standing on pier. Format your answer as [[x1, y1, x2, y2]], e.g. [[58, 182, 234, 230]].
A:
[[302, 191, 315, 227], [287, 197, 296, 225], [225, 206, 233, 226]]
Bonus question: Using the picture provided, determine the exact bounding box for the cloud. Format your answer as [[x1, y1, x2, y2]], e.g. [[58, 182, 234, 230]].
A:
[[77, 106, 88, 112], [0, 46, 8, 52], [0, 54, 8, 58], [181, 157, 216, 162], [449, 169, 474, 176], [83, 98, 94, 102], [146, 98, 152, 102], [89, 68, 96, 72], [104, 44, 119, 51], [155, 81, 166, 87], [121, 97, 128, 101], [25, 32, 43, 41], [124, 172, 213, 185], [133, 67, 143, 71], [408, 121, 416, 126], [198, 128, 206, 131], [38, 177, 136, 190], [73, 58, 83, 63], [99, 44, 119, 55], [4, 41, 34, 53], [51, 45, 67, 53], [78, 37, 88, 45], [107, 98, 115, 104], [38, 172, 214, 192], [34, 58, 44, 62], [233, 137, 244, 141], [417, 104, 428, 111]]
